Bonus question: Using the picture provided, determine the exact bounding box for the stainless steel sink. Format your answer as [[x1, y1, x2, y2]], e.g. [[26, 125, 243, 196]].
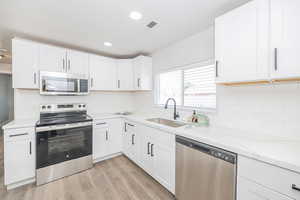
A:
[[146, 118, 186, 128]]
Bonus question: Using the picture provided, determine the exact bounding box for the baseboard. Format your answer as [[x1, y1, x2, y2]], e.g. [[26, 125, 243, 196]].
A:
[[6, 177, 35, 190], [93, 152, 122, 164]]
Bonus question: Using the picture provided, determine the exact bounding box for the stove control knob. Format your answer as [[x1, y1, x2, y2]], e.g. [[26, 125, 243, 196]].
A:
[[79, 105, 82, 108], [47, 105, 51, 109], [42, 106, 46, 109], [82, 105, 86, 108]]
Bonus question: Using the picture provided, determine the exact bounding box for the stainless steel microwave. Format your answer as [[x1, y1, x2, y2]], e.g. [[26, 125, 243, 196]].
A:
[[40, 71, 89, 96]]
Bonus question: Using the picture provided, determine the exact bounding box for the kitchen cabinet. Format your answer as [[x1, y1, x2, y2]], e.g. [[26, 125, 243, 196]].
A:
[[89, 54, 117, 90], [4, 127, 35, 187], [93, 118, 123, 162], [136, 124, 175, 193], [133, 55, 153, 90], [270, 0, 300, 79], [238, 177, 293, 200], [123, 121, 139, 162], [116, 59, 134, 90], [66, 50, 89, 75], [39, 43, 67, 73], [12, 38, 39, 89], [215, 0, 269, 83], [238, 155, 300, 200]]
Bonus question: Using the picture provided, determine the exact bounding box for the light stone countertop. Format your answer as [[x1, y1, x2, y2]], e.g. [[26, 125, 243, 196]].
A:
[[3, 113, 300, 174]]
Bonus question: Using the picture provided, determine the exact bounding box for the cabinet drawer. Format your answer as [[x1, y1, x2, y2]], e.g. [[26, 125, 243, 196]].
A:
[[4, 127, 35, 142], [238, 156, 300, 199], [93, 120, 109, 129]]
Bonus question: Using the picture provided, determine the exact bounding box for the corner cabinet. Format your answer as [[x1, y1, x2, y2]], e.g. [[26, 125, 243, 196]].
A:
[[12, 38, 39, 89], [89, 54, 117, 90], [116, 59, 134, 90], [4, 127, 35, 188], [133, 56, 153, 90], [215, 0, 269, 84]]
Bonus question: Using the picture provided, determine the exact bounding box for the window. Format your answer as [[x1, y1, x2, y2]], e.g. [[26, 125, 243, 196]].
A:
[[156, 63, 216, 110]]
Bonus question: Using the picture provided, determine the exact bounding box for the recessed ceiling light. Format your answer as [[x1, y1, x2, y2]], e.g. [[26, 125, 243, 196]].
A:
[[129, 11, 143, 20], [104, 42, 112, 47]]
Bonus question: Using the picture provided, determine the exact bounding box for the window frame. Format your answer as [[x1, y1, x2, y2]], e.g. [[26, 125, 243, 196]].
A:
[[154, 60, 217, 113]]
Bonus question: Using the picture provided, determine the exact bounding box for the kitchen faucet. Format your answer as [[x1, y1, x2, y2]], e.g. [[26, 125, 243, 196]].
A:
[[164, 98, 180, 120]]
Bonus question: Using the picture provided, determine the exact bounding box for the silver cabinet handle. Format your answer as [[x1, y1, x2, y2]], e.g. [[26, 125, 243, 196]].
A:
[[118, 80, 120, 88], [147, 142, 151, 155], [91, 78, 94, 88], [29, 141, 32, 155], [215, 60, 219, 77], [105, 130, 108, 141], [137, 78, 141, 88], [68, 60, 70, 71], [34, 72, 37, 85], [124, 123, 127, 132], [150, 144, 154, 157], [63, 59, 65, 71], [132, 134, 135, 145], [274, 48, 278, 71], [9, 133, 28, 137], [292, 184, 300, 192], [96, 122, 106, 125]]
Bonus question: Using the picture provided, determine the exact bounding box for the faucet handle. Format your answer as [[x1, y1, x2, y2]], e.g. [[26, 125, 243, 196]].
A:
[[175, 112, 180, 119]]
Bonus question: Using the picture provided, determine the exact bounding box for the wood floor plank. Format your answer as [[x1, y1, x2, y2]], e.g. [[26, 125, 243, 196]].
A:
[[0, 135, 175, 200]]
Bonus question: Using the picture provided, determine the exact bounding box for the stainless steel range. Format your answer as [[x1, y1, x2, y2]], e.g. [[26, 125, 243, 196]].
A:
[[35, 103, 93, 185]]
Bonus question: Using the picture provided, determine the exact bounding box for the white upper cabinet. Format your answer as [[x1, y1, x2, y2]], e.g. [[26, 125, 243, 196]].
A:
[[66, 50, 89, 75], [39, 43, 67, 73], [116, 59, 134, 90], [215, 0, 269, 83], [89, 54, 117, 90], [12, 38, 39, 89], [270, 0, 300, 79], [133, 55, 153, 90]]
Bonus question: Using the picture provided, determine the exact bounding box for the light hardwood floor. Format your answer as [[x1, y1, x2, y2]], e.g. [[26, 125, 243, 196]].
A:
[[0, 136, 174, 200]]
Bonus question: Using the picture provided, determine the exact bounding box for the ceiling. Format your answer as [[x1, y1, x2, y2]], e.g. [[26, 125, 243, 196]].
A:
[[0, 0, 250, 60]]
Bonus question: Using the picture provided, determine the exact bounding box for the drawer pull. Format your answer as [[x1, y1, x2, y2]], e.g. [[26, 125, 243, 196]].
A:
[[127, 123, 135, 127], [292, 184, 300, 192], [9, 133, 28, 137], [96, 122, 107, 125]]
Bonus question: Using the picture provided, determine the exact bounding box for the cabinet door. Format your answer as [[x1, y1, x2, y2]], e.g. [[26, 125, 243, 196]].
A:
[[66, 50, 89, 75], [107, 118, 123, 155], [138, 127, 153, 174], [93, 126, 108, 160], [270, 0, 300, 79], [215, 0, 269, 83], [89, 55, 117, 90], [238, 177, 293, 200], [39, 44, 66, 73], [4, 139, 35, 185], [116, 59, 134, 90], [12, 39, 39, 89], [133, 56, 153, 90]]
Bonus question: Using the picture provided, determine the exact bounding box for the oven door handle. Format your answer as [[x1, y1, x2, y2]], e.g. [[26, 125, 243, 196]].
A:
[[36, 121, 92, 132]]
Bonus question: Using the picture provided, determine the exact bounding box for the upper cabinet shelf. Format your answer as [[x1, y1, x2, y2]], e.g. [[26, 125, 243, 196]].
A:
[[12, 38, 153, 91], [215, 0, 300, 85]]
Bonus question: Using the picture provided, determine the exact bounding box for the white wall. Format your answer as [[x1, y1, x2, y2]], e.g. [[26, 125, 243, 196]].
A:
[[134, 26, 300, 140], [14, 89, 134, 119]]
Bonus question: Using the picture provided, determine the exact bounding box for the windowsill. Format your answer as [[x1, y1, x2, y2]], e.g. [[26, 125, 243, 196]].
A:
[[154, 104, 217, 113]]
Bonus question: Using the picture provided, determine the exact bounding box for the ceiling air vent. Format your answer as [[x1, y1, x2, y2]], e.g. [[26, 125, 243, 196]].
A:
[[147, 21, 158, 28]]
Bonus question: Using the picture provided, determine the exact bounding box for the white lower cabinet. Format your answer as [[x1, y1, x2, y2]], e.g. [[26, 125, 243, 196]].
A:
[[238, 177, 292, 200], [130, 123, 175, 194], [4, 127, 35, 186], [93, 118, 122, 162], [123, 122, 139, 162]]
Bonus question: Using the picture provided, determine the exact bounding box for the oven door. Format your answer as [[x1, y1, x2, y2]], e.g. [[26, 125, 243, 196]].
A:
[[36, 125, 92, 169]]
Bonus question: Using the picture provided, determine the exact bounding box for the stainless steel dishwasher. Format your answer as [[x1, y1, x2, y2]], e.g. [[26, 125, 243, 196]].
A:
[[176, 136, 237, 200]]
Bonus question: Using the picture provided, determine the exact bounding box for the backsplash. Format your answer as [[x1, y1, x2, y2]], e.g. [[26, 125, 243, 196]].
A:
[[14, 89, 135, 119]]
